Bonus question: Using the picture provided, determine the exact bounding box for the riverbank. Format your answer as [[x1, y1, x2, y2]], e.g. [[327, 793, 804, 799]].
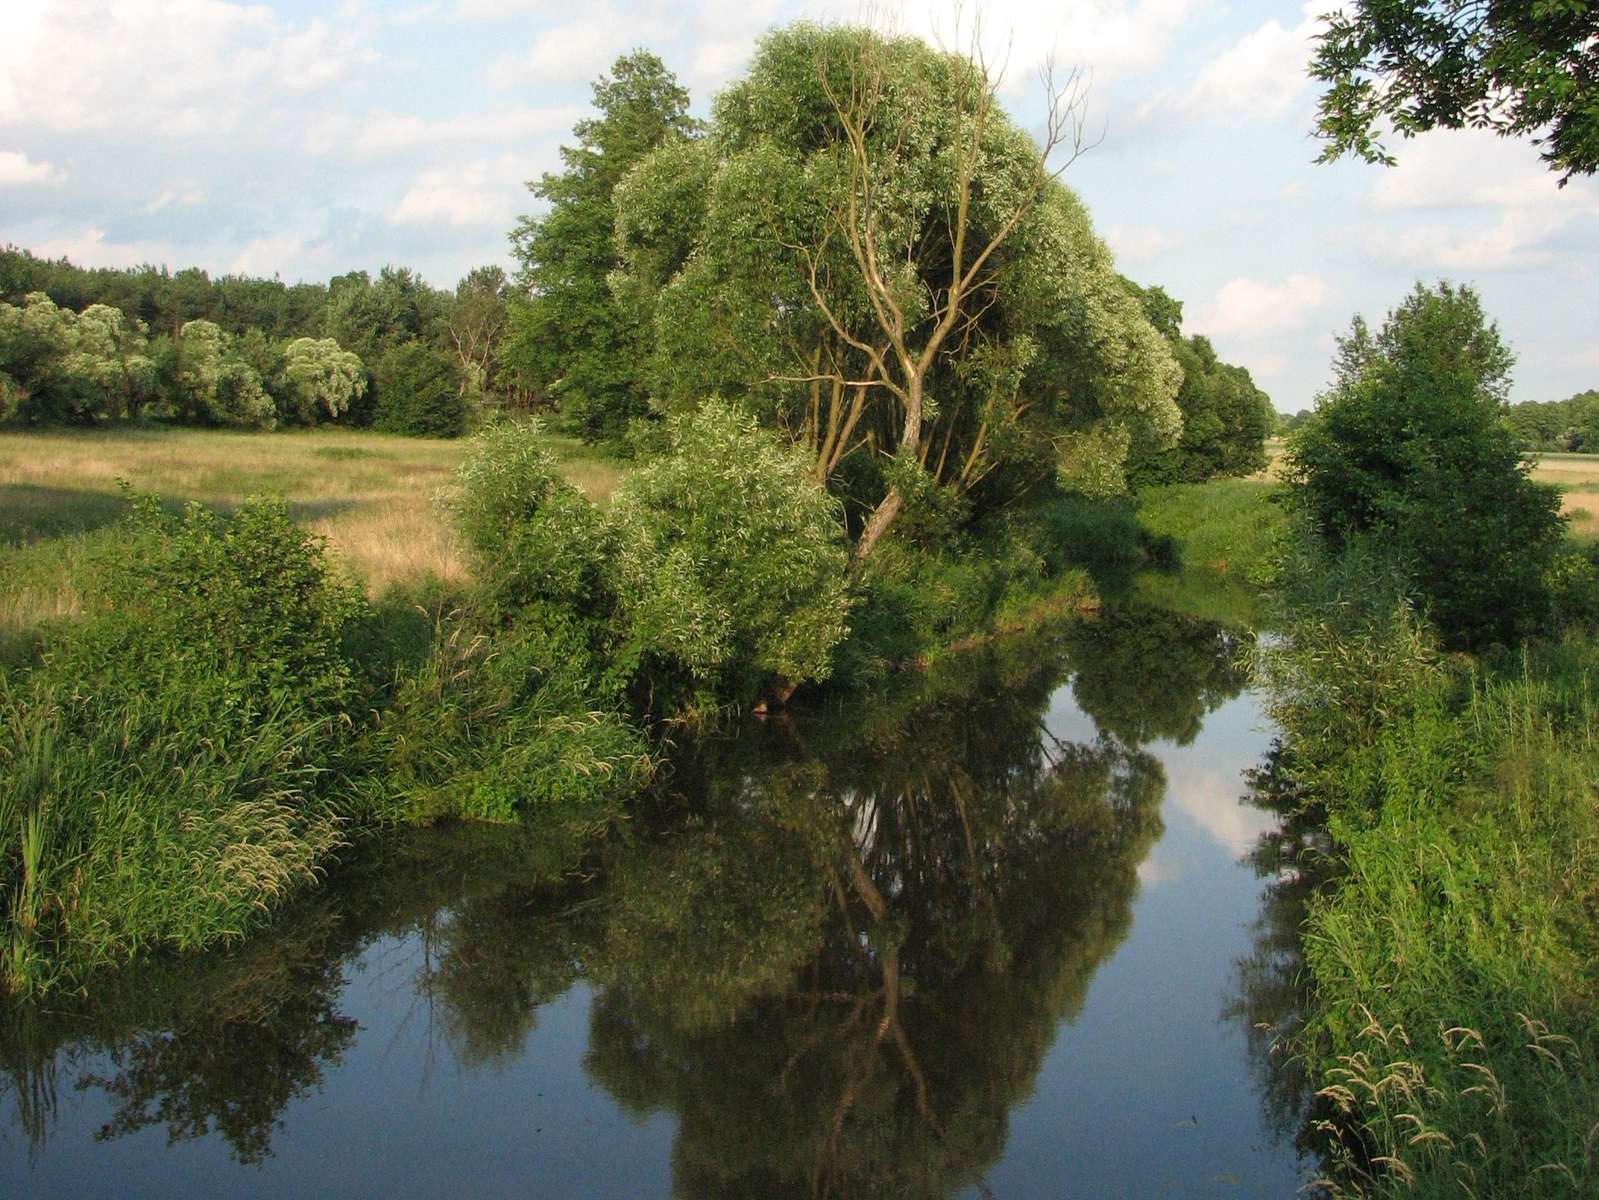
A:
[[1259, 593, 1599, 1196], [0, 422, 1159, 998]]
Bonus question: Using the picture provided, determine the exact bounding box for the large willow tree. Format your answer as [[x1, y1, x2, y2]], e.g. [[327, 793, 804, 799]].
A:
[[613, 23, 1181, 560]]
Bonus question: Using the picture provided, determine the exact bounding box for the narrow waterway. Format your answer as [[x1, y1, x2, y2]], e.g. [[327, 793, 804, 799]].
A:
[[1, 603, 1315, 1197]]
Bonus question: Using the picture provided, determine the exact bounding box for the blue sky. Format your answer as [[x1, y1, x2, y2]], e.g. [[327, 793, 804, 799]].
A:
[[2, 0, 1595, 412]]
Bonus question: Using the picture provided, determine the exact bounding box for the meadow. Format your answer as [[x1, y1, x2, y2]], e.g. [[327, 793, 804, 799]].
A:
[[0, 425, 621, 661]]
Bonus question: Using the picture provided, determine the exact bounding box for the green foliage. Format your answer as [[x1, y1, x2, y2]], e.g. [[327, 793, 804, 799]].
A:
[[1503, 388, 1599, 452], [1122, 279, 1273, 486], [0, 497, 367, 993], [361, 611, 652, 828], [1136, 479, 1288, 585], [0, 293, 158, 424], [1257, 550, 1599, 1197], [371, 340, 467, 437], [836, 497, 1101, 677], [275, 336, 366, 424], [613, 23, 1182, 549], [169, 319, 276, 429], [1312, 0, 1599, 181], [1287, 282, 1565, 648], [507, 51, 700, 441], [451, 418, 616, 619], [610, 401, 852, 692]]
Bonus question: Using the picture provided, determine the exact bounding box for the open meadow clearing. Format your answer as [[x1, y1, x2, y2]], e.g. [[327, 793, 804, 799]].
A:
[[0, 425, 621, 657]]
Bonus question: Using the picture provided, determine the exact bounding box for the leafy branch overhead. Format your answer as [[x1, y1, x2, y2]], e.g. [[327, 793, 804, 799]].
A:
[[1311, 0, 1599, 182]]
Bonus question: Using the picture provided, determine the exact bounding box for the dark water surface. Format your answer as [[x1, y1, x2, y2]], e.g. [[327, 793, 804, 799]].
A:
[[2, 604, 1314, 1198]]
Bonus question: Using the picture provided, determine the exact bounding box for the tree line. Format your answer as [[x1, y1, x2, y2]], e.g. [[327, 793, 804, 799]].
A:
[[0, 249, 526, 436], [1502, 388, 1599, 453]]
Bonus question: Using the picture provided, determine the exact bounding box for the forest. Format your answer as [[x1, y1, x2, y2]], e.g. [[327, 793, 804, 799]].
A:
[[3, 6, 1599, 1199]]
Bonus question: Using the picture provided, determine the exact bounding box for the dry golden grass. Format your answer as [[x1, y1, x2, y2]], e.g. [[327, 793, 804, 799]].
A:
[[1528, 454, 1599, 541], [0, 424, 624, 648]]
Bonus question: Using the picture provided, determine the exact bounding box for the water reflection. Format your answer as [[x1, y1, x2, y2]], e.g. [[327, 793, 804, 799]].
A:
[[1224, 745, 1333, 1154], [3, 605, 1291, 1197]]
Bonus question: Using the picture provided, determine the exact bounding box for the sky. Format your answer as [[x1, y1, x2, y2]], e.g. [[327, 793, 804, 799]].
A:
[[1, 0, 1595, 413]]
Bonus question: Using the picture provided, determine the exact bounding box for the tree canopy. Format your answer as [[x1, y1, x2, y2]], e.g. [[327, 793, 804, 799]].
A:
[[1312, 0, 1599, 181], [506, 51, 701, 441], [1121, 280, 1273, 485], [1287, 281, 1565, 647], [612, 24, 1182, 560]]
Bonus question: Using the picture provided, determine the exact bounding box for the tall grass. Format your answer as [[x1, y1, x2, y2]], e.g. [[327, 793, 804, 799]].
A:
[[1256, 548, 1599, 1197], [1136, 478, 1288, 585]]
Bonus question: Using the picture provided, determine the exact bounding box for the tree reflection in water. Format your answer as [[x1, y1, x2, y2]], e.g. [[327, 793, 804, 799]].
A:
[[2, 606, 1262, 1196], [1223, 744, 1336, 1159]]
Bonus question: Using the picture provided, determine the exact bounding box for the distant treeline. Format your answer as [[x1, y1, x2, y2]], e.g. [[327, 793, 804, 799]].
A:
[[1121, 280, 1274, 485], [0, 246, 529, 436], [1503, 388, 1599, 453]]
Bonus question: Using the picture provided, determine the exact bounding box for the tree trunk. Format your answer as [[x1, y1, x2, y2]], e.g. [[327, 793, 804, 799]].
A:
[[849, 487, 904, 568]]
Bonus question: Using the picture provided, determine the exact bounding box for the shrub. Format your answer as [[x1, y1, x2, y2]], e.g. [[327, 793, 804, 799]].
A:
[[0, 496, 366, 994], [360, 611, 653, 828], [371, 342, 467, 437], [1287, 282, 1564, 648], [609, 401, 852, 696], [451, 418, 615, 620]]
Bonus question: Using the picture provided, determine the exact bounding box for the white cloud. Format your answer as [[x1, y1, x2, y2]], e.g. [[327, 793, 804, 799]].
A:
[[490, 7, 677, 87], [391, 156, 526, 228], [0, 1, 378, 137], [485, 0, 1204, 96], [1192, 273, 1330, 339], [28, 227, 179, 271], [1168, 761, 1279, 858], [1104, 223, 1176, 264], [0, 149, 64, 186], [355, 107, 585, 156], [1377, 209, 1587, 272], [1127, 1, 1325, 134], [1362, 129, 1599, 272], [1368, 129, 1599, 212], [228, 232, 339, 278], [1178, 2, 1324, 120], [143, 187, 206, 213], [1235, 350, 1289, 378]]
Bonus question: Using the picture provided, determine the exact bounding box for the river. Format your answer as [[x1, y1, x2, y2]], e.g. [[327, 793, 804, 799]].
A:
[[1, 602, 1318, 1197]]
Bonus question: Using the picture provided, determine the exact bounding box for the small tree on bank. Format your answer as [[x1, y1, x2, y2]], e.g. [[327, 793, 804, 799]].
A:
[[1287, 281, 1565, 648]]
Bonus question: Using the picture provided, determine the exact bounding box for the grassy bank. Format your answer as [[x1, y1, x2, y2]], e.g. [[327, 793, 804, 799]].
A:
[[1127, 478, 1287, 627], [1255, 555, 1599, 1197]]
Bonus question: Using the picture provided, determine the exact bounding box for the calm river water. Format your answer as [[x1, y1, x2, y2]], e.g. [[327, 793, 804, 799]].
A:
[[1, 603, 1317, 1197]]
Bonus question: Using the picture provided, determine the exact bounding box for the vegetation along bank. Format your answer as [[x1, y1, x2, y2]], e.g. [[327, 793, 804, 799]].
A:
[[5, 16, 1599, 1200], [1, 27, 1273, 999]]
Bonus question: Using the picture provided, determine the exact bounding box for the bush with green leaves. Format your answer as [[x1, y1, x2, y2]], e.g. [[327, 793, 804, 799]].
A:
[[360, 612, 653, 827], [0, 496, 367, 994], [1287, 282, 1564, 648], [371, 341, 467, 437], [609, 401, 852, 696], [451, 418, 616, 621], [276, 336, 366, 424], [168, 319, 276, 429]]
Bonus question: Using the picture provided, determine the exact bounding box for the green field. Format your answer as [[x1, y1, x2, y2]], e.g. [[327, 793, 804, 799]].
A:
[[0, 424, 621, 659]]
